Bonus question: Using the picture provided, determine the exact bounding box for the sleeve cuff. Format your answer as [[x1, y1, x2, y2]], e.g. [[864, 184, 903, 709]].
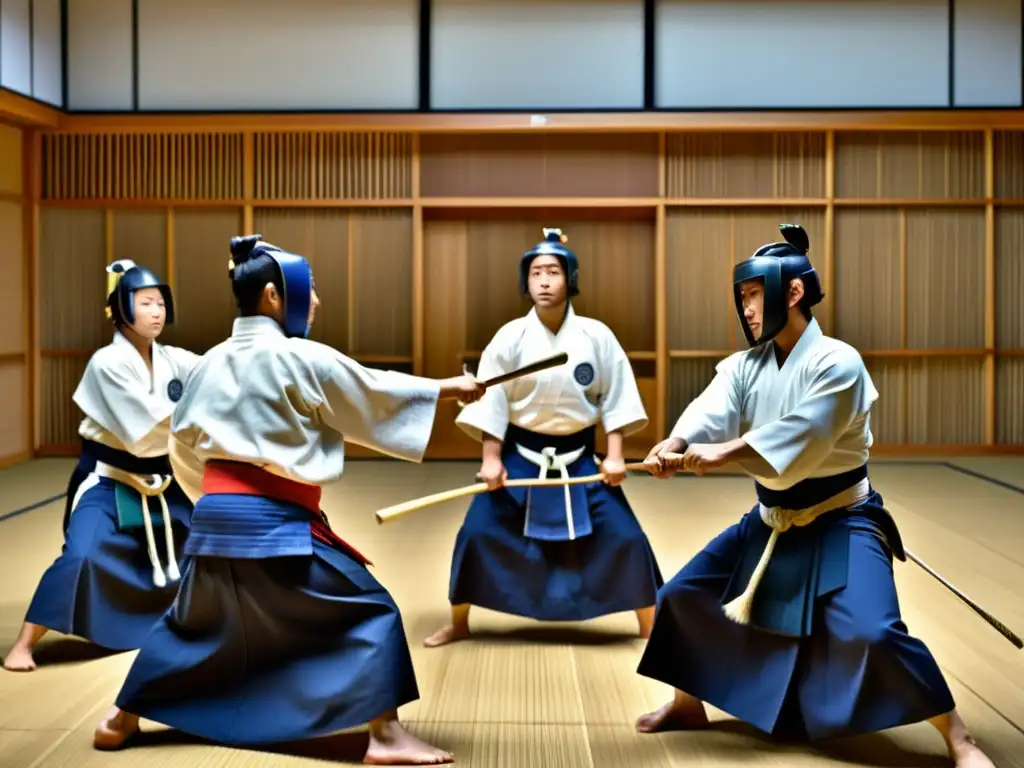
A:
[[602, 409, 649, 437]]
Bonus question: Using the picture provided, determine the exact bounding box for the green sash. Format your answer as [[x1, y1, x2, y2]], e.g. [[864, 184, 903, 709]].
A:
[[114, 482, 166, 532]]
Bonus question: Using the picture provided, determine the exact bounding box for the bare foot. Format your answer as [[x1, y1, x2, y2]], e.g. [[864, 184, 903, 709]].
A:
[[424, 604, 471, 648], [364, 717, 454, 765], [423, 623, 470, 648], [2, 645, 36, 672], [93, 706, 140, 750], [635, 606, 655, 639], [930, 710, 995, 768], [3, 622, 48, 671], [636, 691, 709, 733], [949, 737, 996, 768]]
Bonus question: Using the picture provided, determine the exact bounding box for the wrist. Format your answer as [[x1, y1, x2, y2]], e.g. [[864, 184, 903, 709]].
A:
[[664, 436, 686, 454]]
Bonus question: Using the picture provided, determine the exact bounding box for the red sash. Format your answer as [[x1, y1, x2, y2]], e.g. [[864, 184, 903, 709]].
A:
[[202, 460, 373, 566]]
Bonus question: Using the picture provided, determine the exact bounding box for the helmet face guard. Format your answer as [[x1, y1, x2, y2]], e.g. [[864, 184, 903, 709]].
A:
[[733, 257, 786, 347], [732, 224, 823, 347], [268, 249, 313, 339]]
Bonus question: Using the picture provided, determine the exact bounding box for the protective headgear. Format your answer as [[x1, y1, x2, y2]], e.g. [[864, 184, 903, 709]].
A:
[[732, 224, 823, 346], [105, 260, 175, 325], [229, 234, 313, 339], [519, 228, 579, 297]]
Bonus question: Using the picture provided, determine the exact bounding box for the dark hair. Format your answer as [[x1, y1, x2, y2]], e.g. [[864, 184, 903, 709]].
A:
[[229, 234, 283, 316]]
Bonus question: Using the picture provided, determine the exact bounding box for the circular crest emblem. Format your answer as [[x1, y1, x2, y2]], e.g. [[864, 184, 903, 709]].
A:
[[167, 378, 184, 403], [573, 362, 595, 386]]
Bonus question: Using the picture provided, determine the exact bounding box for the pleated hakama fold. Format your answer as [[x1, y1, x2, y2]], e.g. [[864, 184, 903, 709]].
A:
[[636, 483, 956, 741], [25, 440, 192, 651], [448, 424, 663, 621], [114, 462, 418, 746]]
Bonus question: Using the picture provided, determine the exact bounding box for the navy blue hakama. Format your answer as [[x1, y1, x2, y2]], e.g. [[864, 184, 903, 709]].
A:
[[636, 471, 955, 741], [448, 424, 663, 622], [114, 463, 419, 746], [25, 440, 192, 652]]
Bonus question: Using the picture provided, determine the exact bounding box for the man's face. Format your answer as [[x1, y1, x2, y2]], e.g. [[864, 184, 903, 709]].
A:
[[738, 279, 764, 340], [527, 255, 567, 308]]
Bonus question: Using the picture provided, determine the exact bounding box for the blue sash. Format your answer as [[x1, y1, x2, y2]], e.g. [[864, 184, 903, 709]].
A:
[[185, 494, 316, 559], [723, 465, 905, 638], [501, 424, 598, 542]]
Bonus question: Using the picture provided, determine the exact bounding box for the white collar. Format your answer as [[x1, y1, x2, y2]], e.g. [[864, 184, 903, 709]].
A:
[[231, 315, 286, 338]]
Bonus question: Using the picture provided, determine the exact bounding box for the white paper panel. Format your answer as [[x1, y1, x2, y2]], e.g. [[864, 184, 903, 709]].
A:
[[31, 0, 63, 106], [954, 0, 1022, 107], [431, 0, 645, 109], [137, 0, 418, 110], [656, 0, 950, 108], [1, 0, 32, 95], [67, 0, 133, 111]]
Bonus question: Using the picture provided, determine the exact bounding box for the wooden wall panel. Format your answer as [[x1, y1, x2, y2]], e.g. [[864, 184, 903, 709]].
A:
[[906, 359, 987, 445], [996, 208, 1024, 349], [996, 358, 1024, 445], [27, 122, 1024, 456], [160, 209, 242, 352], [112, 209, 167, 273], [0, 121, 27, 464], [994, 132, 1024, 199], [667, 358, 720, 432], [666, 209, 733, 351], [665, 133, 826, 199], [254, 133, 413, 201], [906, 208, 986, 349], [835, 132, 986, 199], [41, 133, 246, 200], [864, 360, 907, 445], [419, 134, 660, 198], [833, 209, 902, 350]]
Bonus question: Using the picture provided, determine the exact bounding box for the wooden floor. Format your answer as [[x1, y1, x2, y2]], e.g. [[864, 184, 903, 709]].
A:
[[2, 456, 1024, 767]]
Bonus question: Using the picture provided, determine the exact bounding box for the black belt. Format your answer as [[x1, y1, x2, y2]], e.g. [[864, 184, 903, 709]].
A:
[[503, 424, 596, 454], [755, 464, 868, 509], [80, 438, 173, 475]]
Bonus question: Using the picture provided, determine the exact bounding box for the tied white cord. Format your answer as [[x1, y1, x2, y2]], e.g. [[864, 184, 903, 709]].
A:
[[722, 478, 871, 625], [516, 443, 586, 540], [95, 462, 178, 588]]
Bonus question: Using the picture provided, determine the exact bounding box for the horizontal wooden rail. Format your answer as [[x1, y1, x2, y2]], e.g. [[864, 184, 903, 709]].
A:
[[53, 109, 1024, 134], [0, 351, 26, 364], [37, 197, 1024, 210]]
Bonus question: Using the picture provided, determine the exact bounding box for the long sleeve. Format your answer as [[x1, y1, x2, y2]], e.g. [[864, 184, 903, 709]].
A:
[[741, 352, 875, 485], [598, 332, 648, 436], [455, 337, 512, 443], [669, 356, 744, 446], [314, 351, 441, 463], [73, 357, 176, 449]]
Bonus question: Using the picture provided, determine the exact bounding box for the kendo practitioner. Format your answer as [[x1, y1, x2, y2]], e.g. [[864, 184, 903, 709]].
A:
[[425, 228, 663, 648], [4, 261, 199, 672], [635, 224, 995, 768], [93, 235, 485, 766]]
